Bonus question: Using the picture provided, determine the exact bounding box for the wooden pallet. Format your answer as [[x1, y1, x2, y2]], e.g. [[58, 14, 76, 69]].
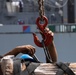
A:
[[34, 63, 76, 75]]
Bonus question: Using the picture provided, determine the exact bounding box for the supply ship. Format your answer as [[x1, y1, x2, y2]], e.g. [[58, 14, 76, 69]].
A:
[[0, 0, 76, 62]]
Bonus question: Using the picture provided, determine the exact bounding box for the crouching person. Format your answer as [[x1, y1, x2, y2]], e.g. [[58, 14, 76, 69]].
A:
[[0, 54, 40, 75], [1, 55, 14, 75]]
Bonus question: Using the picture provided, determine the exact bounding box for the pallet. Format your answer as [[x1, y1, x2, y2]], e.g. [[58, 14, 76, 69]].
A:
[[34, 62, 76, 75]]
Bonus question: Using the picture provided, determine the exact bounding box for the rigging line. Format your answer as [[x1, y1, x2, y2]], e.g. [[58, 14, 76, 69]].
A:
[[38, 0, 45, 19], [44, 0, 68, 8], [42, 40, 52, 63], [32, 0, 68, 8]]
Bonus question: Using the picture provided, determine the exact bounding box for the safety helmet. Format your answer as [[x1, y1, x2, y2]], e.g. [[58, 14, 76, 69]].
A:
[[20, 54, 35, 62]]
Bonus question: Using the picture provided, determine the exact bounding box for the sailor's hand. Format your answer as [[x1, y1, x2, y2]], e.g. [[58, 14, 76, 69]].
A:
[[40, 27, 54, 40], [17, 45, 36, 56], [44, 27, 54, 37]]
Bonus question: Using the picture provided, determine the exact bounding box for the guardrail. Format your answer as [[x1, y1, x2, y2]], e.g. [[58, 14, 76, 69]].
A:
[[48, 23, 76, 33], [0, 24, 76, 34]]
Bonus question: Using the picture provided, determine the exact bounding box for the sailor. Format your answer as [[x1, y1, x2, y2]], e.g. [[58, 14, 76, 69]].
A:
[[19, 0, 24, 12]]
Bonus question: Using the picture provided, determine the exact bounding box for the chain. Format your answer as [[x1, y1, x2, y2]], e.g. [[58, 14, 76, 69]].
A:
[[38, 0, 45, 20]]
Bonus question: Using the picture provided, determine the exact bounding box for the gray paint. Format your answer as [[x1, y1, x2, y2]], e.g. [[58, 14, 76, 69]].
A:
[[63, 0, 68, 23], [75, 0, 76, 22], [0, 33, 76, 63]]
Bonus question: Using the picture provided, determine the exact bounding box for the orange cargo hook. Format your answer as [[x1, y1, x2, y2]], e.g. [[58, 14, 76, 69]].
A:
[[33, 32, 53, 47], [33, 16, 53, 47], [36, 16, 48, 32]]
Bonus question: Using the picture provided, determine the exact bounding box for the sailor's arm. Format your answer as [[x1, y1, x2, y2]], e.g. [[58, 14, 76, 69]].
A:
[[43, 28, 57, 63], [47, 41, 57, 63], [3, 45, 36, 57]]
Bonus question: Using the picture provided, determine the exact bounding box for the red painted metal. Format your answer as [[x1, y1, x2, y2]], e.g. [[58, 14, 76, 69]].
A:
[[33, 16, 53, 47]]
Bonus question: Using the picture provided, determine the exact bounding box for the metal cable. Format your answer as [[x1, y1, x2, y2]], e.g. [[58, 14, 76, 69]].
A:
[[38, 0, 45, 20]]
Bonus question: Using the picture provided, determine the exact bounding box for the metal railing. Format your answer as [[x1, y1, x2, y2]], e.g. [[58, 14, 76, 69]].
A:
[[48, 23, 76, 33], [0, 23, 76, 34]]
